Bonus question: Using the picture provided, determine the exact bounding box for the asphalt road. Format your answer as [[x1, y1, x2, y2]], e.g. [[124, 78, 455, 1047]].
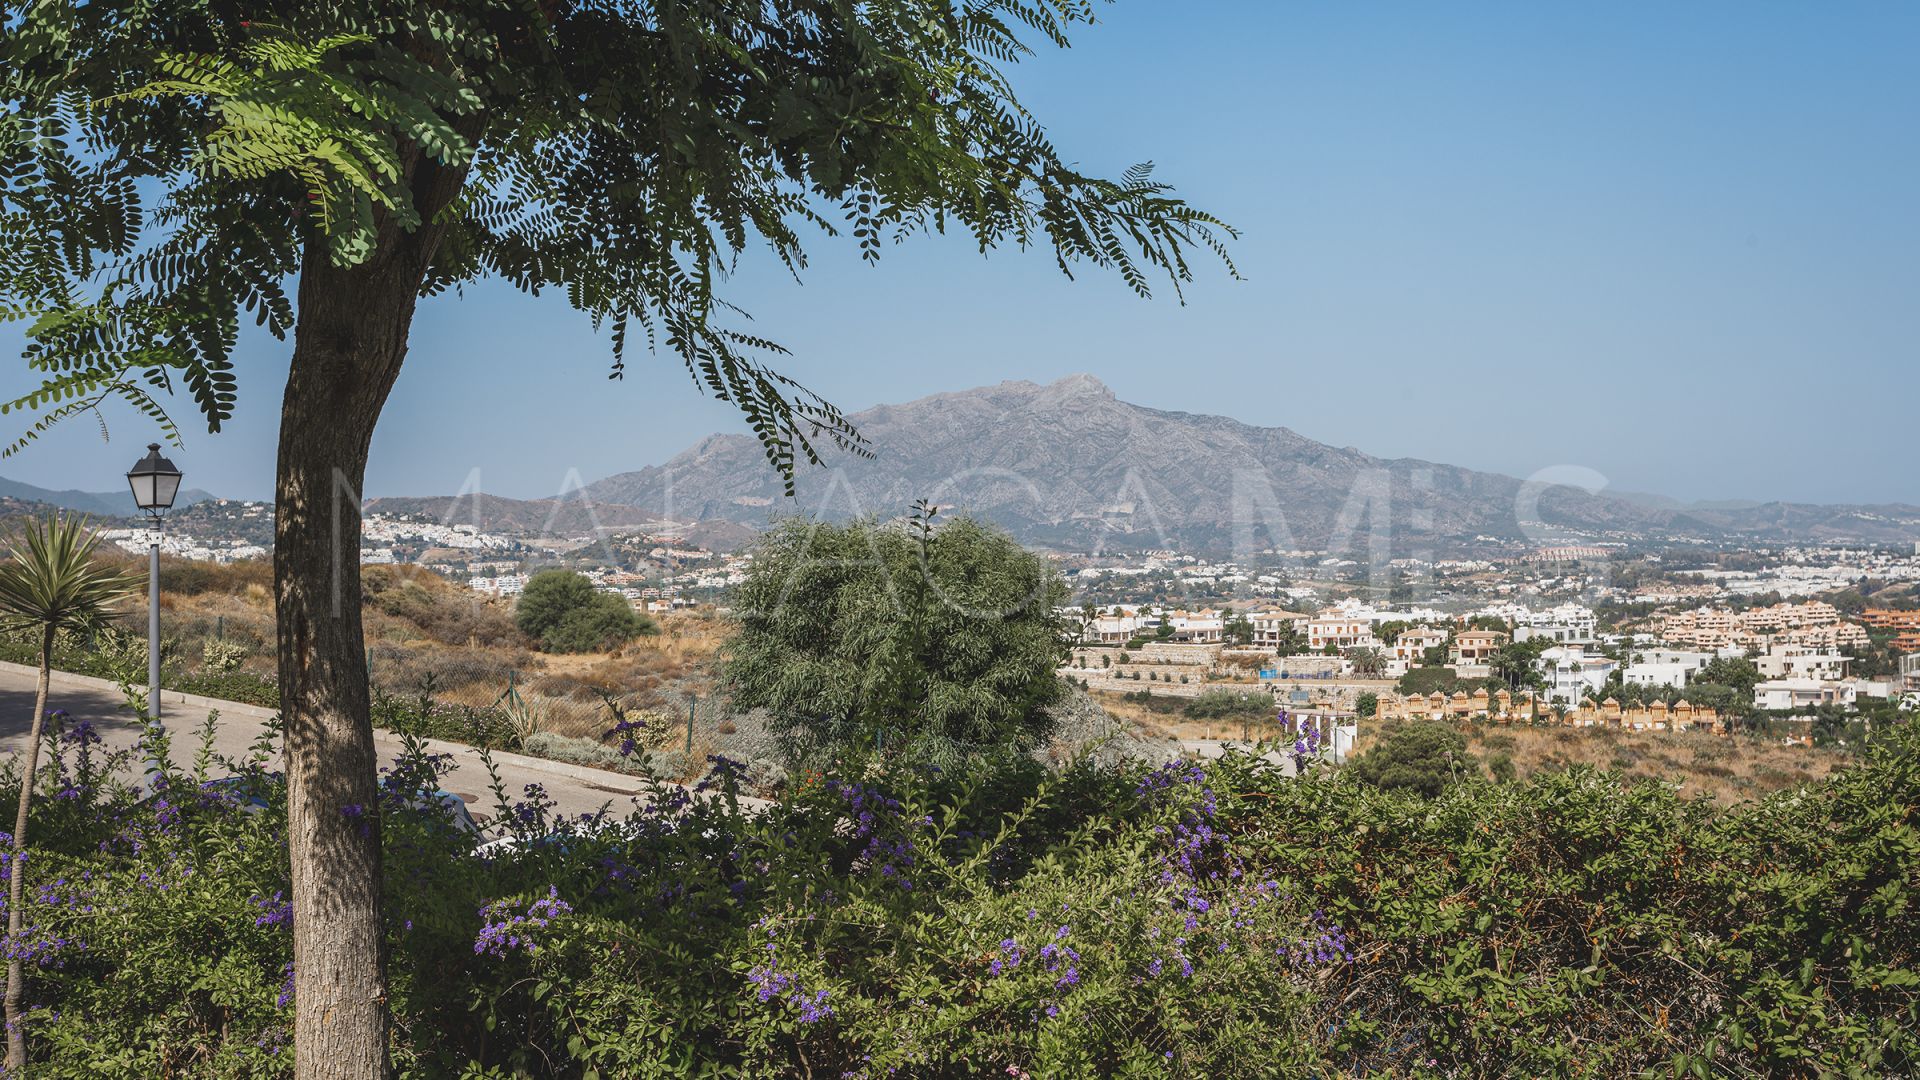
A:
[[0, 662, 707, 825]]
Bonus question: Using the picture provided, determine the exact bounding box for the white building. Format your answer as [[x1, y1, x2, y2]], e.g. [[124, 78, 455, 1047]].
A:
[[1305, 614, 1382, 645], [1754, 644, 1851, 682], [1515, 603, 1598, 646], [1386, 626, 1448, 664], [1248, 610, 1309, 649], [1537, 646, 1619, 706], [1165, 610, 1225, 644], [1753, 679, 1856, 712], [1622, 648, 1718, 688]]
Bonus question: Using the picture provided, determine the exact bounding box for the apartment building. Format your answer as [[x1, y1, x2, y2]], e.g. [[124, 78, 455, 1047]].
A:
[[1248, 609, 1310, 649], [1515, 603, 1598, 645], [1387, 626, 1449, 664], [1752, 678, 1857, 711], [1862, 608, 1920, 632], [1754, 644, 1851, 682], [1537, 646, 1620, 706], [1738, 600, 1843, 633], [1623, 648, 1718, 688], [1453, 629, 1508, 665], [1308, 614, 1377, 652]]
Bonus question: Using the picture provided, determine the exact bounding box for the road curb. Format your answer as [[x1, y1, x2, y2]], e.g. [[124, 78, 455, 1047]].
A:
[[0, 660, 767, 807]]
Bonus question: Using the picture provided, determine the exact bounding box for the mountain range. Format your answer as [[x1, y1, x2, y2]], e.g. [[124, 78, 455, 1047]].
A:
[[577, 374, 1920, 554], [4, 376, 1915, 555], [0, 476, 218, 519]]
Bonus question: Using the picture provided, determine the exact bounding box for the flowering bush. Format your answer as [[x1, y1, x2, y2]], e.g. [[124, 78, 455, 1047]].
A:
[[0, 714, 1915, 1076]]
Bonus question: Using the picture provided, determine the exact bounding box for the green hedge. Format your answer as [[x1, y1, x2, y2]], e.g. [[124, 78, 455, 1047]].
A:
[[7, 717, 1916, 1076]]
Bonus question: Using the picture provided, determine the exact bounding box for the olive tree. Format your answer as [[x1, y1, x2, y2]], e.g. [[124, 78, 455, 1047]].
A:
[[0, 3, 1230, 1074]]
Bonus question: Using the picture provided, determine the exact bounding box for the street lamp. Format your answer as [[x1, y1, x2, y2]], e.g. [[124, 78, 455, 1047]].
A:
[[126, 443, 182, 723]]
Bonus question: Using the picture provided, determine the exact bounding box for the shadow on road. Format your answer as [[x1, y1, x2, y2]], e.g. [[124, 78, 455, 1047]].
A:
[[0, 677, 144, 744]]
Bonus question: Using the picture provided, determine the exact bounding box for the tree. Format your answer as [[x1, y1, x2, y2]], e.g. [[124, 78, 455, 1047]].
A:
[[0, 515, 137, 1069], [514, 569, 653, 652], [542, 592, 653, 654], [1223, 614, 1254, 646], [724, 513, 1069, 752], [1346, 646, 1388, 678], [1, 6, 1229, 1072], [1346, 722, 1477, 797], [514, 569, 597, 640], [1695, 657, 1762, 699], [1489, 638, 1550, 693], [1355, 691, 1379, 719], [1397, 666, 1461, 697]]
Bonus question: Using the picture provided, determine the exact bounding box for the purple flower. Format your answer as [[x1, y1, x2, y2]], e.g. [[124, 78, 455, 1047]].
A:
[[474, 886, 573, 958], [250, 890, 292, 928]]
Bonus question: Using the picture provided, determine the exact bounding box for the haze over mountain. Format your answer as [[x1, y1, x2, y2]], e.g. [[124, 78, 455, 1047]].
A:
[[581, 375, 1920, 554], [0, 476, 218, 519]]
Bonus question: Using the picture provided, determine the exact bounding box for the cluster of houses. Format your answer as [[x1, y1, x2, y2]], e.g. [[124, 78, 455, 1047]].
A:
[[1374, 687, 1724, 731], [1069, 593, 1916, 718], [1652, 600, 1870, 652]]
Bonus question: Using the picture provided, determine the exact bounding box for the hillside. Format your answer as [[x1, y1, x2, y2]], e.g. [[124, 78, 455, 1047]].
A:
[[0, 476, 218, 518], [584, 374, 1920, 553], [361, 491, 760, 549]]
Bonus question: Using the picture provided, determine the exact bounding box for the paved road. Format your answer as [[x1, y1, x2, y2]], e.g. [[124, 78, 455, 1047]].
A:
[[0, 662, 711, 825]]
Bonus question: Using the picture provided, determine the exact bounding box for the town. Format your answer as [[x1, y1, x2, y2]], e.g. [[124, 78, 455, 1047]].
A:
[[107, 497, 1920, 749]]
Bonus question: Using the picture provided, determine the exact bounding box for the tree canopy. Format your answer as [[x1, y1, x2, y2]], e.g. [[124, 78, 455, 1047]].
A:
[[1345, 721, 1478, 798], [723, 511, 1068, 752], [1, 0, 1233, 478], [0, 4, 1231, 1073], [515, 569, 653, 653]]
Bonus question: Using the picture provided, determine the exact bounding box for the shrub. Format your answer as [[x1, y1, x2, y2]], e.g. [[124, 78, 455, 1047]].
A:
[[172, 669, 280, 708], [1345, 721, 1477, 796], [1183, 689, 1273, 721], [520, 732, 645, 775], [540, 592, 653, 654], [200, 637, 250, 675], [8, 716, 1920, 1076], [516, 571, 654, 653], [724, 514, 1068, 754]]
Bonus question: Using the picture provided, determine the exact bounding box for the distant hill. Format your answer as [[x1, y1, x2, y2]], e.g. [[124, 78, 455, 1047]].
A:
[[362, 491, 761, 550], [0, 476, 218, 518], [580, 374, 1920, 554]]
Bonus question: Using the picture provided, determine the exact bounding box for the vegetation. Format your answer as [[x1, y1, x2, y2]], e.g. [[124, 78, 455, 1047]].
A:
[[725, 512, 1070, 755], [3, 714, 1916, 1076], [0, 2, 1231, 1069], [1182, 688, 1276, 721], [0, 513, 138, 1067], [1345, 721, 1478, 797], [514, 570, 654, 654]]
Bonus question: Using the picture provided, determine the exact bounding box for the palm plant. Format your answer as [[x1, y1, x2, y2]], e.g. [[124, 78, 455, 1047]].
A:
[[0, 514, 137, 1070]]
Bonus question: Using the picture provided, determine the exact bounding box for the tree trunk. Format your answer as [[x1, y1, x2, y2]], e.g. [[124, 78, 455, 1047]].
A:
[[279, 243, 436, 1080], [6, 626, 56, 1073]]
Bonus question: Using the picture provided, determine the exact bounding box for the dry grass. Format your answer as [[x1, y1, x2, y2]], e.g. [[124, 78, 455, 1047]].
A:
[[1452, 723, 1844, 804], [141, 560, 735, 743], [1084, 689, 1293, 745]]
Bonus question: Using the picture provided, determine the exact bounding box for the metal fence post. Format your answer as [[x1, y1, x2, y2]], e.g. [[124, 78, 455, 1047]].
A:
[[685, 696, 694, 755]]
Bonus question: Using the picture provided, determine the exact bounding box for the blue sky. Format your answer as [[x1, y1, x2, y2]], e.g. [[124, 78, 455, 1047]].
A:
[[4, 2, 1916, 506]]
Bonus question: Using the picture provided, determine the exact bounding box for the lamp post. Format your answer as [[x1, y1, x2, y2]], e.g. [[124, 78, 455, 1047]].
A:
[[126, 444, 182, 723]]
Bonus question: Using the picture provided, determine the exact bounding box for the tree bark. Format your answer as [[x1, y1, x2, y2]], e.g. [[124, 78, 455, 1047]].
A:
[[6, 625, 56, 1073], [280, 199, 460, 1078]]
